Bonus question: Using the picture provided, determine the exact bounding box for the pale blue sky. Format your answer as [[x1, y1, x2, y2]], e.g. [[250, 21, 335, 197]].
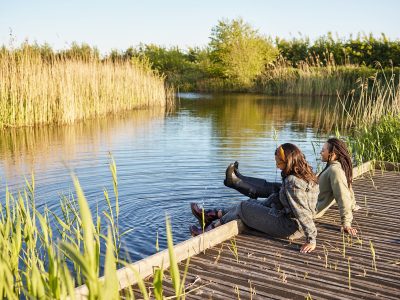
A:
[[1, 0, 399, 54]]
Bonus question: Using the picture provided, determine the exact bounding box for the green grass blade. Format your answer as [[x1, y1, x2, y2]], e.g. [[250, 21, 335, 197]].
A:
[[166, 216, 181, 298], [153, 265, 164, 300], [102, 228, 119, 299], [60, 241, 94, 281], [72, 175, 96, 271], [119, 261, 149, 300]]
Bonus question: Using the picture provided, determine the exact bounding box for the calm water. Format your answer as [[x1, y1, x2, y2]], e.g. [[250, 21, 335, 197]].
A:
[[0, 93, 330, 262]]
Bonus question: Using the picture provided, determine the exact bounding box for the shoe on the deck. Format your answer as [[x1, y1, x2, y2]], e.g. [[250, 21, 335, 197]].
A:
[[190, 203, 219, 227], [189, 223, 215, 237]]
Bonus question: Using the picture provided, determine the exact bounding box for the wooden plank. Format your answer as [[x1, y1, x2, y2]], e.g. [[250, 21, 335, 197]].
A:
[[353, 160, 374, 178], [375, 161, 400, 172], [74, 219, 242, 299]]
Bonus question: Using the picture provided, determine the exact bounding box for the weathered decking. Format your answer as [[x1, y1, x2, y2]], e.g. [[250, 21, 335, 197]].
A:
[[74, 162, 400, 299], [131, 164, 400, 299]]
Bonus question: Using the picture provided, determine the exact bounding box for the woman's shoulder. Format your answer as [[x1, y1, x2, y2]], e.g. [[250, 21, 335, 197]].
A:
[[284, 175, 319, 197], [284, 175, 310, 189], [329, 161, 346, 176]]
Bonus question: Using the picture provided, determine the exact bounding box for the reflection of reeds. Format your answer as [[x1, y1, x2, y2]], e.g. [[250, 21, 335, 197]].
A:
[[0, 46, 172, 127], [0, 107, 166, 178]]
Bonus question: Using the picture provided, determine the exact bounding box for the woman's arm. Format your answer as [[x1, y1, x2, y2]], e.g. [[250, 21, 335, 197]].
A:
[[329, 166, 354, 228]]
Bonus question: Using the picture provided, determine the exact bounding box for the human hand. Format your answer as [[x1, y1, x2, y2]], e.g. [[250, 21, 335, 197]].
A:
[[300, 242, 316, 253], [342, 226, 358, 236]]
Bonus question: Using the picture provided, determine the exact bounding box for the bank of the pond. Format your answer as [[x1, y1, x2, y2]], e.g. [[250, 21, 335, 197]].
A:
[[257, 65, 400, 96], [178, 65, 400, 96], [0, 46, 174, 128]]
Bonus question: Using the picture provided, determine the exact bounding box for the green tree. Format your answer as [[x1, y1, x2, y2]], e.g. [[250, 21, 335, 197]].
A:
[[59, 42, 100, 62], [276, 36, 310, 66], [209, 18, 278, 87]]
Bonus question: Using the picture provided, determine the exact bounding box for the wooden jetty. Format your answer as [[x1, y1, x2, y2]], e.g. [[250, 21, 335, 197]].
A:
[[75, 161, 400, 299]]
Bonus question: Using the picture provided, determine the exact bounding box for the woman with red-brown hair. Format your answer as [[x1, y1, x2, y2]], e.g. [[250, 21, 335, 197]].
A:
[[222, 138, 359, 236], [190, 143, 319, 253]]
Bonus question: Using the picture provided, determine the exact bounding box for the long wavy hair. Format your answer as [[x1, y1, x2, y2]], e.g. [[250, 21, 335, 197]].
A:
[[326, 138, 353, 187], [275, 143, 318, 185]]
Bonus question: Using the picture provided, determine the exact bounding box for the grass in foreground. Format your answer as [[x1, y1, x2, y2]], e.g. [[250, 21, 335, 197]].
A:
[[0, 158, 189, 299]]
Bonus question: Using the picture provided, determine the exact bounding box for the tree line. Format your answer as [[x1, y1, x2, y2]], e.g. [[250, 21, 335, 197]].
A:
[[3, 18, 399, 92]]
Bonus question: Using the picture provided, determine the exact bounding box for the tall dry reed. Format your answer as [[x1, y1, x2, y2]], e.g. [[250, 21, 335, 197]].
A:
[[258, 55, 396, 96], [318, 69, 400, 132], [0, 47, 173, 127], [312, 68, 400, 164]]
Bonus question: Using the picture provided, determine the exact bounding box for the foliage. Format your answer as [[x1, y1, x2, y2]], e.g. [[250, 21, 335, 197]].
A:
[[115, 25, 399, 93], [59, 42, 101, 62], [0, 159, 190, 299], [322, 68, 400, 164], [2, 20, 400, 95], [258, 55, 400, 96], [276, 36, 310, 65], [209, 18, 278, 87], [277, 32, 400, 67], [0, 41, 100, 62], [0, 161, 122, 299], [133, 44, 213, 90], [349, 114, 400, 164]]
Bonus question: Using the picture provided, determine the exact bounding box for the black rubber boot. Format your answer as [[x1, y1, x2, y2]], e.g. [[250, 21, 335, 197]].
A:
[[224, 161, 281, 199]]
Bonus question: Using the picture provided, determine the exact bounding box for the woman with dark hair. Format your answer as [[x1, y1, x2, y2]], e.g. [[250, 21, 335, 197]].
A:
[[223, 138, 359, 236], [190, 143, 319, 253], [315, 138, 358, 236]]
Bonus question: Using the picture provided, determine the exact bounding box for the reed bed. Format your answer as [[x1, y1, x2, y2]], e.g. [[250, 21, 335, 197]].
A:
[[0, 47, 174, 128], [349, 114, 400, 163], [313, 68, 400, 163], [315, 69, 400, 132], [258, 55, 399, 96]]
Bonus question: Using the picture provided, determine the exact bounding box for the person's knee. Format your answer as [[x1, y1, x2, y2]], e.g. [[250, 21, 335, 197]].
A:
[[238, 201, 260, 227]]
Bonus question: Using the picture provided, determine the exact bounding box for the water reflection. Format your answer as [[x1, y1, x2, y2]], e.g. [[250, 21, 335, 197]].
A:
[[179, 93, 331, 140], [0, 108, 166, 181], [0, 94, 330, 262]]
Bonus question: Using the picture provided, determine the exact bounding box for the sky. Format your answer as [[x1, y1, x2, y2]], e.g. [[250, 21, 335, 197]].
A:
[[1, 0, 399, 54]]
